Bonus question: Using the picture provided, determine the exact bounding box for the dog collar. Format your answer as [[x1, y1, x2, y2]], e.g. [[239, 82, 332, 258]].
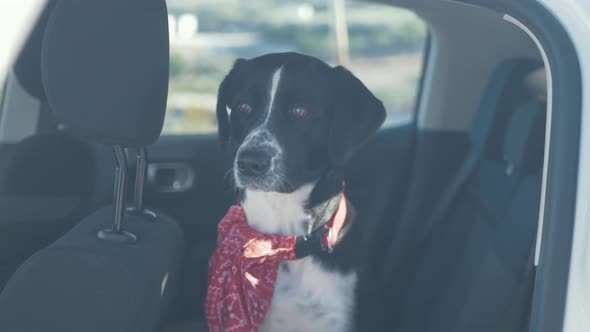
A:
[[294, 192, 349, 258], [235, 181, 349, 258]]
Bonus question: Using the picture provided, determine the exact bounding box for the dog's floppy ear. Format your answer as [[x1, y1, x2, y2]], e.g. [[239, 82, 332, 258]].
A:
[[216, 58, 247, 147], [329, 65, 386, 166]]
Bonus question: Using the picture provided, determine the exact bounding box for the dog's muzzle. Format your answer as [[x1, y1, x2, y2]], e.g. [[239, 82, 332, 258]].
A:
[[237, 148, 272, 176], [234, 129, 284, 190]]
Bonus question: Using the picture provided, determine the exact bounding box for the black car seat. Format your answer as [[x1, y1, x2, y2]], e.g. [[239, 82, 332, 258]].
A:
[[0, 0, 99, 289], [0, 1, 184, 331], [368, 60, 546, 331], [396, 99, 545, 332]]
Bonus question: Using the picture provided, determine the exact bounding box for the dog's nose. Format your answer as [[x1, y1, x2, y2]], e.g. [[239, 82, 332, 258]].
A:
[[237, 150, 271, 176]]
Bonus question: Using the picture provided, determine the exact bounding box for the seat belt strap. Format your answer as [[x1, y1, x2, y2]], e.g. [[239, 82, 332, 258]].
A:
[[495, 244, 536, 332]]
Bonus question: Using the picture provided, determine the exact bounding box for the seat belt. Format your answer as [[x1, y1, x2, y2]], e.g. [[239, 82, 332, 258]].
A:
[[495, 244, 536, 332], [495, 170, 542, 332], [416, 150, 481, 243]]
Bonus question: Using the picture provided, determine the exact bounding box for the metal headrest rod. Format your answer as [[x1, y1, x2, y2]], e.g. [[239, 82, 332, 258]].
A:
[[126, 147, 157, 219], [97, 145, 137, 243]]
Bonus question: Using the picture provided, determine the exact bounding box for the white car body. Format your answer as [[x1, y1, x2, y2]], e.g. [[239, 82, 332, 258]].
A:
[[538, 1, 590, 332]]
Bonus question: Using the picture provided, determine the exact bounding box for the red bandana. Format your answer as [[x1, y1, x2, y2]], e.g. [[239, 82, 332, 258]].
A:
[[205, 193, 348, 332]]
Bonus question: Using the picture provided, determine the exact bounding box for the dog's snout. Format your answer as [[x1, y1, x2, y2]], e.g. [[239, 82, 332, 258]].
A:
[[237, 149, 272, 176]]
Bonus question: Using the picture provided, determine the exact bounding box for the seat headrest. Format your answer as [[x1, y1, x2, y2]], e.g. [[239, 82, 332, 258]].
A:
[[469, 58, 544, 160], [41, 0, 170, 147], [502, 100, 546, 175], [524, 67, 547, 101], [13, 1, 56, 101]]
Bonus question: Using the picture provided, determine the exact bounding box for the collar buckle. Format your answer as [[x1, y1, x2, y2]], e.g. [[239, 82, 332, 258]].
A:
[[323, 226, 334, 254]]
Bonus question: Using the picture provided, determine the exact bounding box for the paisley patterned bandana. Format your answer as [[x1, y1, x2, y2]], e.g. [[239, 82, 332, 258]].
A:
[[205, 193, 348, 331]]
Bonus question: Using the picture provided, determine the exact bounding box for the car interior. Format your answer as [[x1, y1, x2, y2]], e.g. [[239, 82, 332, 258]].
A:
[[0, 0, 560, 331]]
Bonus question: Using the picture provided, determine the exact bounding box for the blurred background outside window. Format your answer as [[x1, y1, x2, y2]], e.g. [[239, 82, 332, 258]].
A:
[[165, 0, 428, 135]]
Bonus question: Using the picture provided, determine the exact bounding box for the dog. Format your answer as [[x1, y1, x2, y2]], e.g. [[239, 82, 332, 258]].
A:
[[215, 52, 385, 331]]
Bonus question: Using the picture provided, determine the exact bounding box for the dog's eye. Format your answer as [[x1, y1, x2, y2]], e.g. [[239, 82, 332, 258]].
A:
[[236, 103, 252, 114], [289, 107, 311, 119]]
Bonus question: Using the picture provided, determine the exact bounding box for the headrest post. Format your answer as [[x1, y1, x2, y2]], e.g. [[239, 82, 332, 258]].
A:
[[134, 148, 146, 212], [126, 147, 157, 219], [97, 145, 137, 244], [113, 145, 127, 232]]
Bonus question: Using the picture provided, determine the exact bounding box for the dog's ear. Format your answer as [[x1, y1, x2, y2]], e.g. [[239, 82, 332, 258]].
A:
[[216, 58, 247, 148], [329, 65, 386, 166]]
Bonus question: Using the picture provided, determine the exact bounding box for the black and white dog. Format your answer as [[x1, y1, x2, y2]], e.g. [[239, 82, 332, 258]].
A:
[[216, 52, 385, 331]]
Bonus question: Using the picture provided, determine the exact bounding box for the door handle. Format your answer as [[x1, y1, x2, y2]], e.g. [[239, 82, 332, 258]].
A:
[[147, 162, 195, 193]]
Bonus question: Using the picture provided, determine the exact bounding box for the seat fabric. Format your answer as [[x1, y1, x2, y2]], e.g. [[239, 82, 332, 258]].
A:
[[0, 207, 184, 332]]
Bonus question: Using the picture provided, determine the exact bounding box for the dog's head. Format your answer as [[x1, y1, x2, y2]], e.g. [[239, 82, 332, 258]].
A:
[[217, 52, 386, 192]]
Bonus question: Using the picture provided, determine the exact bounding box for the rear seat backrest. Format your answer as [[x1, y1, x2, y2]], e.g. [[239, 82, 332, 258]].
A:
[[383, 59, 544, 262], [397, 100, 546, 332], [448, 102, 545, 332], [362, 59, 545, 331]]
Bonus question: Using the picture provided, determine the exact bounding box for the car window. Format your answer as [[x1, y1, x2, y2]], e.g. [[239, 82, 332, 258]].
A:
[[164, 0, 428, 135]]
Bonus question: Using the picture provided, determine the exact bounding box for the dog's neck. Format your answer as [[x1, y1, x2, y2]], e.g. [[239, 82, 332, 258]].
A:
[[241, 174, 344, 236]]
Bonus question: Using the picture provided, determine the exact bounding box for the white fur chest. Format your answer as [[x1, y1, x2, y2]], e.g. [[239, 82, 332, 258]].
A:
[[260, 258, 357, 332], [242, 184, 313, 236], [242, 184, 358, 332]]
